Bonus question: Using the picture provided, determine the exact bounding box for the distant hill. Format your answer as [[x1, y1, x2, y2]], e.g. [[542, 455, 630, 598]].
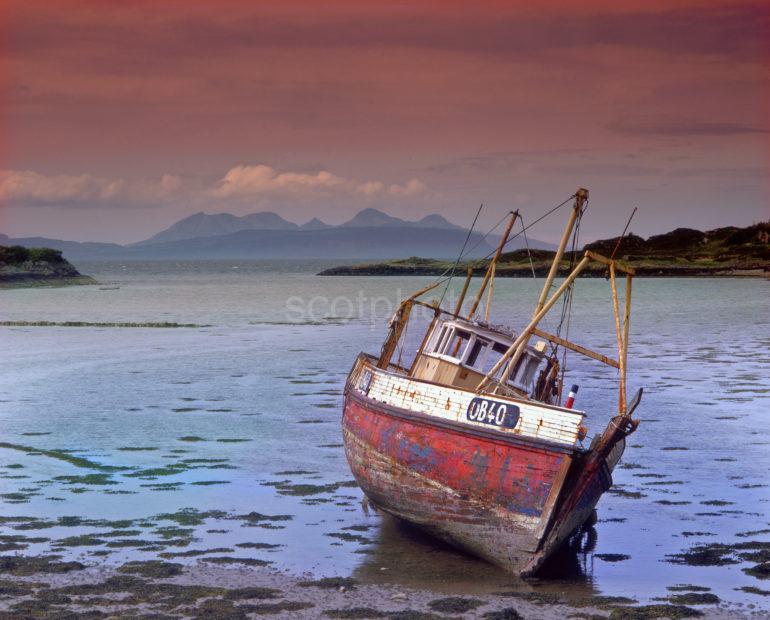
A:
[[134, 211, 298, 246], [111, 227, 498, 260], [0, 234, 123, 259], [299, 217, 332, 230], [319, 222, 770, 277], [0, 245, 96, 288], [1, 207, 552, 261]]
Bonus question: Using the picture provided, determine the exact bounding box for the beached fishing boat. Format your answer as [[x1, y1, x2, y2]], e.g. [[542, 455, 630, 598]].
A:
[[341, 188, 643, 575]]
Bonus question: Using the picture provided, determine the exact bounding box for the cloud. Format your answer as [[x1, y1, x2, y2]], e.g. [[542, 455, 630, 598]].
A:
[[211, 164, 427, 200], [389, 179, 428, 196], [0, 170, 184, 208], [211, 164, 347, 199], [1, 165, 428, 209]]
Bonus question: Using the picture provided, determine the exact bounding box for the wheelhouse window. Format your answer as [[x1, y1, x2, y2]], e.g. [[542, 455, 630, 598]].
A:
[[444, 329, 471, 359], [465, 338, 489, 369]]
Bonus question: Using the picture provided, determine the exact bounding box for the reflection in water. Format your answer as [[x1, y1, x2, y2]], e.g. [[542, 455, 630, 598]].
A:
[[352, 510, 597, 600]]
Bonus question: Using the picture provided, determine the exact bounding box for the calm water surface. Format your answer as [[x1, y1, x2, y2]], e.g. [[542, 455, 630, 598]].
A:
[[1, 261, 768, 610]]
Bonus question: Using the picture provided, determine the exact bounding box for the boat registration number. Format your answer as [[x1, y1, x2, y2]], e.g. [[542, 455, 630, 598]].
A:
[[466, 397, 520, 429]]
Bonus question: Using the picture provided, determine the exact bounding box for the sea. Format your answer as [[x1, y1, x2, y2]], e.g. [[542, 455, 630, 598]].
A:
[[1, 260, 769, 611]]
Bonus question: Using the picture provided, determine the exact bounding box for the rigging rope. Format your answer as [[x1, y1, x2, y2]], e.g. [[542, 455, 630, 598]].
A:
[[437, 204, 483, 308], [415, 193, 578, 302]]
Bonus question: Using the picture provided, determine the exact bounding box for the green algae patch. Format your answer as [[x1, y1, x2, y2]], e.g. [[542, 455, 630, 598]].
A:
[[744, 561, 770, 580], [480, 609, 523, 619], [664, 593, 719, 605], [159, 547, 234, 559], [124, 464, 191, 478], [235, 542, 282, 549], [298, 576, 358, 590], [248, 600, 315, 614], [738, 585, 770, 596], [666, 544, 738, 566], [54, 534, 107, 547], [428, 597, 485, 613], [666, 585, 711, 592], [0, 555, 85, 575], [235, 511, 293, 525], [0, 442, 127, 471], [54, 473, 117, 485], [200, 556, 272, 567], [324, 608, 388, 619], [0, 320, 207, 328], [191, 480, 231, 486], [117, 560, 184, 578], [117, 446, 159, 451], [326, 531, 371, 544], [224, 587, 282, 600], [608, 605, 703, 619], [178, 436, 208, 442], [155, 508, 227, 526]]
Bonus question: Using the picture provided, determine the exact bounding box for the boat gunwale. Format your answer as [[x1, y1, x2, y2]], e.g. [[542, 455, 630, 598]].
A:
[[345, 384, 582, 456], [352, 352, 588, 418]]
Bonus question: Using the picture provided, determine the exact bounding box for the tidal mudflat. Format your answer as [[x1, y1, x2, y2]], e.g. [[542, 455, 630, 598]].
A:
[[1, 262, 768, 618]]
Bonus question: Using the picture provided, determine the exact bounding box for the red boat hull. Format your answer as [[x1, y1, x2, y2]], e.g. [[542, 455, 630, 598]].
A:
[[342, 388, 615, 574]]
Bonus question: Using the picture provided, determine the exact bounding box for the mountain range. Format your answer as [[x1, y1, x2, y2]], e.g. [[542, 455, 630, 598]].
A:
[[1, 208, 552, 262]]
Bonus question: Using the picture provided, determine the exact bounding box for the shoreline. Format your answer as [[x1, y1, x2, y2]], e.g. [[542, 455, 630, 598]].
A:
[[318, 265, 769, 278]]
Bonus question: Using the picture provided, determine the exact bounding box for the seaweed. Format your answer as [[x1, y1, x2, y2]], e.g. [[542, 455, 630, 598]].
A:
[[117, 560, 184, 578], [200, 556, 272, 566], [482, 610, 523, 620], [0, 442, 127, 472], [744, 561, 770, 580], [428, 597, 485, 613], [324, 608, 387, 619], [0, 555, 84, 575], [608, 605, 703, 619], [298, 577, 358, 590]]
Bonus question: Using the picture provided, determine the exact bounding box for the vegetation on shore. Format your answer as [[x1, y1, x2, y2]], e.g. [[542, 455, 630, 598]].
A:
[[318, 222, 770, 277], [0, 245, 97, 288]]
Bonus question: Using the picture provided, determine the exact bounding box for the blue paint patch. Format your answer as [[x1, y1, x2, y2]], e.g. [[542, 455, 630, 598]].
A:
[[398, 437, 437, 474]]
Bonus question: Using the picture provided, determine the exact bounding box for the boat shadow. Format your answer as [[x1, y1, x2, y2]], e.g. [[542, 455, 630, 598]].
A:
[[351, 511, 599, 597]]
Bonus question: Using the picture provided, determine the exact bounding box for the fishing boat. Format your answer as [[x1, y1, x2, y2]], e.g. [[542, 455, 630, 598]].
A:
[[341, 188, 643, 575]]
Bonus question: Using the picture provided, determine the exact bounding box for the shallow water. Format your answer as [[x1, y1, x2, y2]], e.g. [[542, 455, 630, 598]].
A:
[[1, 261, 769, 610]]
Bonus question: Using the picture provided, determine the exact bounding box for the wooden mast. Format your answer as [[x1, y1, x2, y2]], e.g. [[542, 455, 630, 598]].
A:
[[466, 211, 518, 319], [377, 280, 442, 369], [453, 266, 474, 317], [494, 189, 587, 389], [484, 263, 496, 322], [478, 252, 592, 391], [533, 189, 588, 316]]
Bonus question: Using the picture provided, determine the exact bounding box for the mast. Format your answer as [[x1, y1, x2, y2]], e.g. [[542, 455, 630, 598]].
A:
[[466, 211, 518, 319], [452, 266, 474, 317], [478, 252, 593, 391], [533, 189, 588, 316], [494, 189, 587, 390]]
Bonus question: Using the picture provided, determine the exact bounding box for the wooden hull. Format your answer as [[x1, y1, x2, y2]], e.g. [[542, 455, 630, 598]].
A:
[[342, 387, 621, 575]]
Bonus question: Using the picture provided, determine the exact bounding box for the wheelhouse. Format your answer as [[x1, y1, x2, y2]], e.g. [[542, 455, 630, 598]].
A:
[[410, 318, 547, 397]]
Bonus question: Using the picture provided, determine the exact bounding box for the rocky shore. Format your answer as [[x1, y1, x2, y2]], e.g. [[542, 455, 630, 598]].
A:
[[0, 246, 96, 289]]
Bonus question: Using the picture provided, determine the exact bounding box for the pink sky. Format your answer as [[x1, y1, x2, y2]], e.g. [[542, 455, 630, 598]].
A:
[[1, 1, 768, 243]]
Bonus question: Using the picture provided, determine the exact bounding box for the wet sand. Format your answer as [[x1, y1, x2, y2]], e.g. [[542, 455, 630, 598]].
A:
[[0, 560, 752, 619]]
